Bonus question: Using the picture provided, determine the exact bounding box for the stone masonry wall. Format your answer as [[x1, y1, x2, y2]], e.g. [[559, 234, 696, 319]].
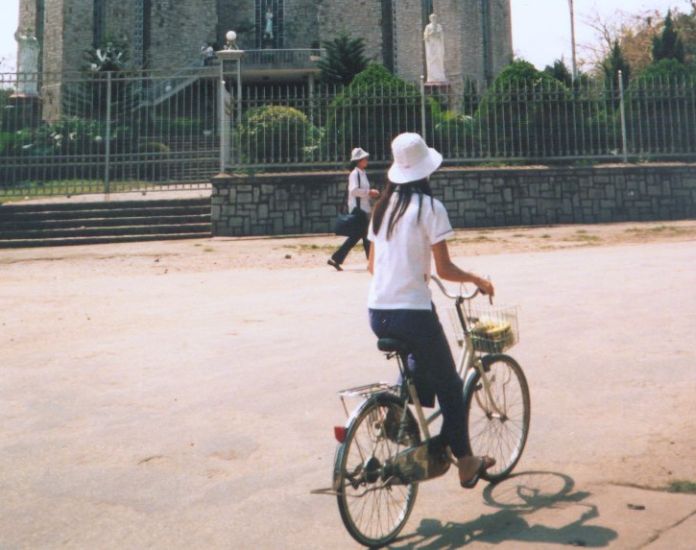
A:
[[393, 0, 424, 82], [317, 0, 385, 65], [148, 0, 217, 72], [212, 165, 696, 237]]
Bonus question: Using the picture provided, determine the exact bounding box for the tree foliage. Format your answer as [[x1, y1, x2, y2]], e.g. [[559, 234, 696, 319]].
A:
[[543, 59, 573, 88], [317, 35, 369, 86], [602, 41, 631, 89], [652, 11, 686, 63]]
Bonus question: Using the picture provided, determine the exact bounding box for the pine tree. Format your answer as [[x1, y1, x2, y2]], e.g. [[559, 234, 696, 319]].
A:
[[652, 11, 686, 63], [317, 35, 369, 86], [543, 59, 573, 87], [602, 41, 631, 89]]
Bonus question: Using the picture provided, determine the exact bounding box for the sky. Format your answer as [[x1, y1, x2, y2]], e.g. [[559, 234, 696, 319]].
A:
[[1, 0, 695, 73]]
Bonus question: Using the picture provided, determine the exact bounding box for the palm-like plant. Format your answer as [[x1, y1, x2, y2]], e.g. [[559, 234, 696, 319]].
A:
[[317, 35, 369, 86]]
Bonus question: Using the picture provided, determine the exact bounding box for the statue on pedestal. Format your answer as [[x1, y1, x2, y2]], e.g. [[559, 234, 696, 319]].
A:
[[264, 7, 274, 41], [424, 14, 447, 83], [15, 29, 40, 96]]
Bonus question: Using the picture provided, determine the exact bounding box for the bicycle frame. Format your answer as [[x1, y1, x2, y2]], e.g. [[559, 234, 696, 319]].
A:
[[400, 284, 508, 442]]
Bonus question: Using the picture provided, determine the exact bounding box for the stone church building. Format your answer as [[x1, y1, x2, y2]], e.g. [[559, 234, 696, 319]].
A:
[[18, 0, 512, 91]]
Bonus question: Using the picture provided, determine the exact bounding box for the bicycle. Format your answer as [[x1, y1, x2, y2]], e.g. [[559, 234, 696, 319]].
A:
[[313, 276, 531, 547]]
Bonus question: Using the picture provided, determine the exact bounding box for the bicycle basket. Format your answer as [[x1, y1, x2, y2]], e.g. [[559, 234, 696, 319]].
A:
[[449, 304, 519, 353]]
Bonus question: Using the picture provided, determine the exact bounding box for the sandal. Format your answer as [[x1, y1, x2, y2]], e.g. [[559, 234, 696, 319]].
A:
[[459, 456, 496, 489], [327, 259, 343, 271]]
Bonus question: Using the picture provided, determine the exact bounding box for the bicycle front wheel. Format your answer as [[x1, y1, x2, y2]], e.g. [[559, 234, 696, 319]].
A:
[[465, 354, 530, 483], [335, 394, 420, 547]]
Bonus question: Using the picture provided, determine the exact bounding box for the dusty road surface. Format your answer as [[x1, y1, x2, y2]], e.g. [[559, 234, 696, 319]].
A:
[[1, 220, 696, 549]]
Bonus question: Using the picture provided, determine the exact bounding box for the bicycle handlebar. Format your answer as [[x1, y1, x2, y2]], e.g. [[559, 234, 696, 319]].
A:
[[430, 274, 481, 301]]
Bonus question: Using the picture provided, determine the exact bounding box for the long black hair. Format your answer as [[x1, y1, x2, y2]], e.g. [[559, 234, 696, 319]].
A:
[[371, 178, 434, 240]]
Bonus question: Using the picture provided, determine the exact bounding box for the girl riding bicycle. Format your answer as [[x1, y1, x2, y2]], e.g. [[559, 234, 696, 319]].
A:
[[367, 132, 496, 488]]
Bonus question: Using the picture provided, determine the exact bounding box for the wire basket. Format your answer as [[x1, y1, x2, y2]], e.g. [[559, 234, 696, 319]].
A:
[[449, 304, 519, 353]]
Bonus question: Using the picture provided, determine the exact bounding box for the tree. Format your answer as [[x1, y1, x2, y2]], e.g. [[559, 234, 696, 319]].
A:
[[601, 41, 631, 89], [543, 59, 573, 87], [652, 11, 685, 63], [317, 35, 369, 86]]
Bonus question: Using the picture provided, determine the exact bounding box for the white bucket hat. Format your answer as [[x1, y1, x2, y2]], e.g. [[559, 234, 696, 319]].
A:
[[350, 147, 370, 162], [388, 133, 443, 184]]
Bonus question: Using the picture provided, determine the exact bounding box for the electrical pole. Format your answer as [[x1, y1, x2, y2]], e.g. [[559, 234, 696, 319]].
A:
[[569, 0, 579, 81]]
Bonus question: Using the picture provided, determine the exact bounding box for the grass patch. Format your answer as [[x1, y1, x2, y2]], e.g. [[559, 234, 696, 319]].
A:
[[512, 234, 526, 238], [281, 243, 335, 253], [451, 235, 495, 244], [203, 247, 215, 253], [563, 234, 602, 243], [539, 234, 551, 239], [625, 225, 695, 237], [576, 229, 588, 234], [667, 480, 696, 494]]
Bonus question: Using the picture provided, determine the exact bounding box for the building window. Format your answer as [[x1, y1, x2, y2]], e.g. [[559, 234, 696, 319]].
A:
[[256, 0, 284, 48]]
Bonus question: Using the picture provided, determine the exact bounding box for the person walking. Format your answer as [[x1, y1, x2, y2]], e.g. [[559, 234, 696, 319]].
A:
[[328, 148, 379, 271], [367, 133, 496, 488]]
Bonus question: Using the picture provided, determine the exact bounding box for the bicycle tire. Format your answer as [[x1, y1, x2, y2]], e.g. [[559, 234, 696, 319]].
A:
[[334, 392, 420, 547], [464, 354, 530, 483]]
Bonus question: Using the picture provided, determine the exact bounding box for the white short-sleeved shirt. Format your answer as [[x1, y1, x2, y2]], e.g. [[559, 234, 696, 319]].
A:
[[368, 193, 454, 310]]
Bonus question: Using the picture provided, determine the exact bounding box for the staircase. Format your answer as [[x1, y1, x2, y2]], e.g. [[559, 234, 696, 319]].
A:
[[0, 197, 211, 248]]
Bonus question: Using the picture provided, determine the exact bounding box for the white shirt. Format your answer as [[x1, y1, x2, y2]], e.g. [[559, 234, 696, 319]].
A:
[[368, 193, 454, 310], [347, 168, 372, 214]]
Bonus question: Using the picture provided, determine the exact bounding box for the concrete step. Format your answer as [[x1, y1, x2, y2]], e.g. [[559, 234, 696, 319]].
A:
[[0, 206, 210, 221], [0, 223, 211, 240], [0, 214, 211, 230], [0, 232, 211, 248], [0, 197, 210, 214]]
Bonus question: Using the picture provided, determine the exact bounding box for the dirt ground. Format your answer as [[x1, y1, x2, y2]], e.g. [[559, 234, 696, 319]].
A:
[[2, 219, 695, 275], [1, 219, 696, 549]]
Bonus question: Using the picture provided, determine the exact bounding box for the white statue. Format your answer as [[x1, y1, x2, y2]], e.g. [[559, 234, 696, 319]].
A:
[[424, 14, 447, 83], [264, 7, 274, 40], [15, 29, 40, 96]]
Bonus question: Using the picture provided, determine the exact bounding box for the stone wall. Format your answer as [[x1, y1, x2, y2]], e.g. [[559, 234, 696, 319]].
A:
[[211, 165, 696, 237], [147, 0, 217, 72], [317, 0, 385, 65], [393, 0, 424, 82]]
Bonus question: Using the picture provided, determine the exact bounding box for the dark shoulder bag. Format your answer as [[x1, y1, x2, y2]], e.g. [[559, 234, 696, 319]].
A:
[[334, 171, 368, 237]]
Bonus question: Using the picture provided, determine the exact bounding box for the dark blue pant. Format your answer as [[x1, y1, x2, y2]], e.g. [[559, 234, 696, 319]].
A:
[[369, 307, 469, 457], [332, 233, 370, 265]]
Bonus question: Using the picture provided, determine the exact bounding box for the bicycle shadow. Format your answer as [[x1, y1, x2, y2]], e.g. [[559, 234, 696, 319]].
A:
[[390, 471, 618, 549]]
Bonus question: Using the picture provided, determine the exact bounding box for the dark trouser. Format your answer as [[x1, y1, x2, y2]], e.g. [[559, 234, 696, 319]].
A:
[[331, 232, 370, 265], [369, 307, 469, 457]]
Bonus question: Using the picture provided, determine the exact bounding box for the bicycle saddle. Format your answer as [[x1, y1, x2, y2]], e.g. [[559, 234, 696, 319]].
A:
[[377, 338, 411, 354]]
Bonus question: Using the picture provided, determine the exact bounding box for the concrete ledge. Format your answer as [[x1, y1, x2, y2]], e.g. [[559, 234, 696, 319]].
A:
[[211, 165, 696, 237]]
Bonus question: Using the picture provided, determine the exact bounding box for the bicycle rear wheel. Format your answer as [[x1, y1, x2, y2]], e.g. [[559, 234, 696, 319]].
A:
[[335, 394, 420, 547], [465, 354, 530, 483]]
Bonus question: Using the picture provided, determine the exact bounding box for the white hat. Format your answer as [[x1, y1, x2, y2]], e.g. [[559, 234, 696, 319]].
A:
[[350, 147, 370, 162], [388, 133, 443, 184]]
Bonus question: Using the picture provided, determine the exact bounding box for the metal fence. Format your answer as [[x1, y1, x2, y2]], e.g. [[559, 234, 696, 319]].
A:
[[3, 68, 696, 198]]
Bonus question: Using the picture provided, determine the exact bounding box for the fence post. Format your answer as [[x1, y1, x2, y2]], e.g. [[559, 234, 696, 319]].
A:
[[618, 70, 629, 163], [218, 60, 229, 173], [104, 71, 112, 194], [420, 75, 426, 136]]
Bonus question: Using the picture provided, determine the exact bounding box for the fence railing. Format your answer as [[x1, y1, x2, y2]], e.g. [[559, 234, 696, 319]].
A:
[[3, 69, 696, 197]]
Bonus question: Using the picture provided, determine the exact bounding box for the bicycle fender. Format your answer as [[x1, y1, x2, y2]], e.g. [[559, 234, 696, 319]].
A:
[[332, 392, 413, 492]]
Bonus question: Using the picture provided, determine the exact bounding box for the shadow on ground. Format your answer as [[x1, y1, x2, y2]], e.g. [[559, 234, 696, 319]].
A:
[[390, 471, 618, 549]]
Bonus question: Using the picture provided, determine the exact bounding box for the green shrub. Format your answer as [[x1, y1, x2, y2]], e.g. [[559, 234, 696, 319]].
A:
[[322, 64, 438, 161], [626, 59, 696, 154], [473, 60, 575, 158], [237, 105, 318, 163]]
